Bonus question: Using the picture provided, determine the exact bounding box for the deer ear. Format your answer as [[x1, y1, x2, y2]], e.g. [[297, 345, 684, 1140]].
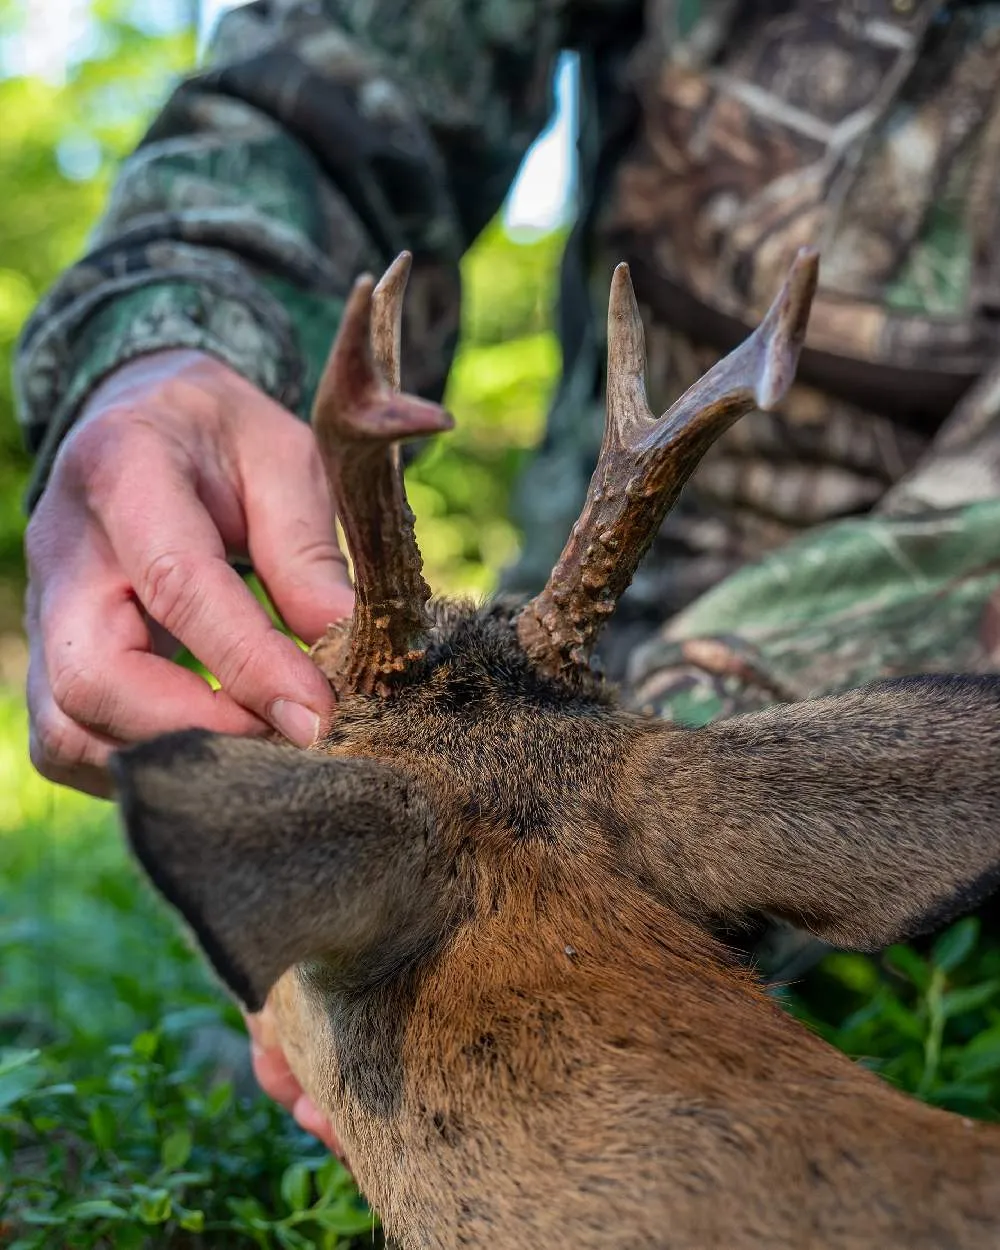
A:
[[633, 676, 1000, 951], [111, 732, 440, 1011]]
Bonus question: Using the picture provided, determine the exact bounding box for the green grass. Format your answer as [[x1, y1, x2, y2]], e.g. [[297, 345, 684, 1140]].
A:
[[5, 668, 1000, 1248]]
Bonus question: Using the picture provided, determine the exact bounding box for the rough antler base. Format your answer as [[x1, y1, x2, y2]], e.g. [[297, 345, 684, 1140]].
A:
[[310, 253, 454, 698]]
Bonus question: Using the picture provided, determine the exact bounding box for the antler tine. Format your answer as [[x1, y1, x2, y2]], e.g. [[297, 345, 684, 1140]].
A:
[[370, 250, 411, 389], [517, 246, 820, 675], [311, 252, 454, 696]]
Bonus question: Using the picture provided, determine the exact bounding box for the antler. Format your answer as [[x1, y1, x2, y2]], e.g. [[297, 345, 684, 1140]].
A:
[[517, 247, 820, 675], [311, 251, 453, 696]]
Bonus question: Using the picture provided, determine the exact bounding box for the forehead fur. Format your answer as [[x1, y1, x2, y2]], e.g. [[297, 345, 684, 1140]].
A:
[[318, 599, 634, 845], [326, 598, 614, 728]]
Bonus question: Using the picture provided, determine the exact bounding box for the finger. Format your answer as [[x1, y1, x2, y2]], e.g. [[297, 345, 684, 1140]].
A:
[[244, 1011, 345, 1157], [244, 1008, 278, 1051], [292, 1093, 346, 1158], [250, 1039, 346, 1156], [250, 1040, 304, 1111], [37, 534, 266, 743], [104, 459, 334, 746], [245, 1008, 300, 1109], [26, 646, 120, 798], [239, 419, 355, 644]]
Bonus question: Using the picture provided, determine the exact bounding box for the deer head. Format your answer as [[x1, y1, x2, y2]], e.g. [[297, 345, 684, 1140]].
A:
[[111, 249, 1000, 1248]]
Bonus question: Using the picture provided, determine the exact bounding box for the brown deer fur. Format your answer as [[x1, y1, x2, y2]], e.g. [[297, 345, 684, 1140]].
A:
[[112, 251, 1000, 1248]]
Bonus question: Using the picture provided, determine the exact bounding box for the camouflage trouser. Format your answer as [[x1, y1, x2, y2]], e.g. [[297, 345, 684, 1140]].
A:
[[625, 361, 1000, 723]]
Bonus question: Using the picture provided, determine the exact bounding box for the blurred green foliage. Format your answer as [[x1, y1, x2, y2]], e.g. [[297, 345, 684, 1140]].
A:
[[410, 221, 563, 597], [0, 0, 197, 625]]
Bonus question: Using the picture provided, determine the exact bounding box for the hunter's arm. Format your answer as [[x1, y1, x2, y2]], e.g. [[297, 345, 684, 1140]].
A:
[[15, 0, 623, 505]]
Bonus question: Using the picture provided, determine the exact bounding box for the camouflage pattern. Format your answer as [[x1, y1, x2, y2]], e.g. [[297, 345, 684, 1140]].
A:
[[512, 0, 1000, 645], [14, 0, 1000, 745]]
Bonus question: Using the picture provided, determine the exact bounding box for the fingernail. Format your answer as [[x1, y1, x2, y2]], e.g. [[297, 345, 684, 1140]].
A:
[[270, 699, 321, 748]]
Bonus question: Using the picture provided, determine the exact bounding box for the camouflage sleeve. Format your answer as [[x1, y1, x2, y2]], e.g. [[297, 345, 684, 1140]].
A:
[[14, 0, 585, 508], [626, 363, 1000, 728]]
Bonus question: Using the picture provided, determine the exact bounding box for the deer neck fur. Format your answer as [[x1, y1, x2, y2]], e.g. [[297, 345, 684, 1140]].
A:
[[271, 830, 1000, 1250]]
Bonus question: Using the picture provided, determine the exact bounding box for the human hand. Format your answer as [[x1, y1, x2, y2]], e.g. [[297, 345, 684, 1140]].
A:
[[25, 348, 354, 797], [245, 1007, 346, 1160]]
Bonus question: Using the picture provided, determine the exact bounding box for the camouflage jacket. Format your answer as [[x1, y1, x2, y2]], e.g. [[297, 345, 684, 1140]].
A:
[[15, 0, 1000, 732]]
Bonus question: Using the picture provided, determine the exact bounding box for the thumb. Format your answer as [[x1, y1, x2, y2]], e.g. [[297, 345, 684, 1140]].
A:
[[240, 412, 356, 644]]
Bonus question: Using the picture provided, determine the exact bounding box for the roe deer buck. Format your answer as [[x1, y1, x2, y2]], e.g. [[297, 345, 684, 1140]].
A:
[[112, 248, 1000, 1249]]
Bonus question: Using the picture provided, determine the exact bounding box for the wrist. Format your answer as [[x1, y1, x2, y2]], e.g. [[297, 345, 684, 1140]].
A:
[[23, 277, 304, 513], [79, 349, 246, 420]]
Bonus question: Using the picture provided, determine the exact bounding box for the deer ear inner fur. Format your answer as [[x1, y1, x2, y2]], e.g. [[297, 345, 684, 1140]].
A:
[[111, 731, 441, 1011], [629, 675, 1000, 951]]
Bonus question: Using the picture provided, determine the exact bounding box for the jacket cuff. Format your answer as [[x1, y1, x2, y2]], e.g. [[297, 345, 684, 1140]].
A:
[[21, 273, 307, 511]]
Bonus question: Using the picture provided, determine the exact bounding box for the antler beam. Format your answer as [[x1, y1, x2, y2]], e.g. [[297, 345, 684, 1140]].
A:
[[517, 247, 820, 675], [311, 251, 453, 696]]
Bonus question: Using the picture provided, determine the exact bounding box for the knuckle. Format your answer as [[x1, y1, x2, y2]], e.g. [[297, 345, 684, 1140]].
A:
[[48, 653, 106, 726], [23, 580, 39, 633], [30, 704, 87, 776], [71, 413, 151, 510], [292, 533, 346, 570], [218, 635, 263, 694], [139, 550, 201, 635], [24, 496, 101, 588], [155, 368, 226, 421], [266, 409, 318, 468], [23, 510, 53, 574], [27, 731, 54, 781], [25, 478, 83, 575], [62, 407, 128, 479]]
